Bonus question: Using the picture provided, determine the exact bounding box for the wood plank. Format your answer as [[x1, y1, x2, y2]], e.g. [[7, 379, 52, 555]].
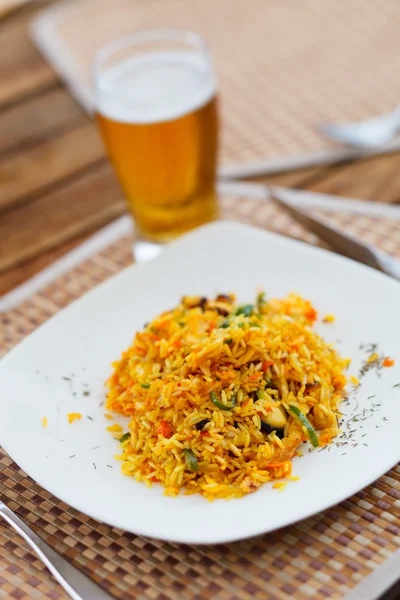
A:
[[0, 1, 56, 108], [0, 0, 33, 20], [0, 160, 326, 293], [0, 230, 92, 297], [306, 152, 400, 203], [0, 163, 124, 272], [0, 120, 106, 213], [0, 86, 83, 156]]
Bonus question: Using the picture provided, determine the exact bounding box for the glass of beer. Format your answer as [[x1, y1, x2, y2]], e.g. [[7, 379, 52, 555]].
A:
[[93, 30, 219, 261]]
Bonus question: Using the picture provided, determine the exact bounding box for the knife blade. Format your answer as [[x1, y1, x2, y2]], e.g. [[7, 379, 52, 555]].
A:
[[270, 186, 400, 280]]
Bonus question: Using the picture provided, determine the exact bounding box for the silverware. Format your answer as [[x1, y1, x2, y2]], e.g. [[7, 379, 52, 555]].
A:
[[270, 186, 400, 280], [0, 500, 114, 600], [218, 137, 400, 180], [319, 106, 400, 149], [218, 180, 400, 281]]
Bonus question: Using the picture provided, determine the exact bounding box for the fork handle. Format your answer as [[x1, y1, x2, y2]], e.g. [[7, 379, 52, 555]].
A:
[[0, 504, 114, 600]]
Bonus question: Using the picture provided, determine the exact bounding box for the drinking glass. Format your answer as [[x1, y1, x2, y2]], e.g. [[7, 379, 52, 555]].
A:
[[93, 30, 219, 261]]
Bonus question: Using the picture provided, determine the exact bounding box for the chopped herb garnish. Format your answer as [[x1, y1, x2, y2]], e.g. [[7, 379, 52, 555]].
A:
[[210, 390, 237, 411], [62, 376, 71, 381], [83, 391, 90, 397], [237, 322, 245, 328], [248, 322, 261, 328], [141, 383, 150, 389], [224, 338, 233, 345], [256, 291, 266, 312], [68, 454, 76, 459], [219, 320, 230, 329], [92, 445, 100, 449], [183, 449, 199, 472], [288, 406, 319, 448], [265, 379, 277, 389], [234, 304, 254, 317], [107, 464, 113, 468], [87, 415, 94, 421], [119, 432, 131, 443], [93, 462, 97, 470]]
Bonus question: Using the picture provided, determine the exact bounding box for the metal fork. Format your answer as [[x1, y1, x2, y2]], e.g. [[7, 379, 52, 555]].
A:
[[0, 500, 114, 600]]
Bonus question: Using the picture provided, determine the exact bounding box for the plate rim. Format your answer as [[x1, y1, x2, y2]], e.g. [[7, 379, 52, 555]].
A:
[[1, 220, 400, 544]]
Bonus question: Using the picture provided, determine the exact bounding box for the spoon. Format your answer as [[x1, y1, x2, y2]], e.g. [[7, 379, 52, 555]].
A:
[[319, 105, 400, 148]]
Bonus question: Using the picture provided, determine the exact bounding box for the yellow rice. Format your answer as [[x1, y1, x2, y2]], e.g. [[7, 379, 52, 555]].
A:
[[106, 292, 348, 500]]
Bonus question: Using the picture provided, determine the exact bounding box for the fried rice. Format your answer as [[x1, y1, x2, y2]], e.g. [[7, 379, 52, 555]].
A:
[[106, 292, 349, 500]]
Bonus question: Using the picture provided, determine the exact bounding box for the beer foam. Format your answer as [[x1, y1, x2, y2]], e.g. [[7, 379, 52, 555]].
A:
[[95, 50, 217, 124]]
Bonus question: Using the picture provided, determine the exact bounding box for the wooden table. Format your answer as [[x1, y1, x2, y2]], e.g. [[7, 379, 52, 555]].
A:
[[2, 1, 400, 298], [1, 4, 400, 599]]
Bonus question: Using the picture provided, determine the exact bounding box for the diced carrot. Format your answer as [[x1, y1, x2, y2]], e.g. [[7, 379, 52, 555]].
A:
[[262, 360, 273, 371], [305, 307, 318, 321], [383, 357, 395, 367], [319, 432, 332, 444], [249, 373, 261, 381], [157, 420, 172, 437]]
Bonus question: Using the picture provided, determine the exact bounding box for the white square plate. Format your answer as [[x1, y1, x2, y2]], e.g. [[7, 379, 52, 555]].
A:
[[0, 222, 399, 544]]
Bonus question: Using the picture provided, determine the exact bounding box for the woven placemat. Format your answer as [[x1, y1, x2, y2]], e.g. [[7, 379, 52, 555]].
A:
[[31, 0, 400, 166], [1, 193, 400, 600]]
